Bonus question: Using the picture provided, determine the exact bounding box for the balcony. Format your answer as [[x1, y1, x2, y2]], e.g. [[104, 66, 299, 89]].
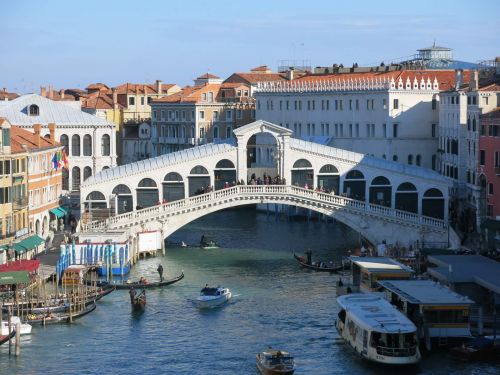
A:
[[495, 167, 500, 176], [13, 197, 28, 210]]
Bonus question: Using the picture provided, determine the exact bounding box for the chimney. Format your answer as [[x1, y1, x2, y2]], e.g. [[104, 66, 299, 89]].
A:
[[286, 68, 294, 81], [469, 70, 479, 91], [454, 69, 463, 90], [112, 88, 118, 109], [59, 89, 65, 100], [48, 123, 56, 144], [48, 85, 54, 100], [156, 80, 162, 94], [40, 86, 46, 97], [34, 123, 41, 147]]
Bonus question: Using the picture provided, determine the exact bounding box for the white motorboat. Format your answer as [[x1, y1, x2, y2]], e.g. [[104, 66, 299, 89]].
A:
[[336, 293, 421, 365], [197, 286, 231, 309], [1, 316, 32, 335]]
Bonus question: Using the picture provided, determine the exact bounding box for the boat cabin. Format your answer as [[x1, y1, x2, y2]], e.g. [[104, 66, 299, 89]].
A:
[[336, 293, 421, 365], [378, 280, 473, 342], [259, 350, 294, 367], [62, 265, 88, 285], [349, 257, 414, 293]]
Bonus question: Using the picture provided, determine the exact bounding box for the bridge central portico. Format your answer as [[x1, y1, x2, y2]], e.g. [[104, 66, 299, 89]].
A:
[[80, 120, 458, 248]]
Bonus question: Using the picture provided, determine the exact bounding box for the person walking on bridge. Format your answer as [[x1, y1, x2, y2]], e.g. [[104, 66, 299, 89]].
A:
[[157, 264, 164, 282]]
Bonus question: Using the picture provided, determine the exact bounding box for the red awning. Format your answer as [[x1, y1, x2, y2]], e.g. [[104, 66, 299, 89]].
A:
[[0, 259, 40, 273]]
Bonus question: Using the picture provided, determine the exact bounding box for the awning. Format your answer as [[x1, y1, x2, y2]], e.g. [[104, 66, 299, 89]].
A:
[[50, 207, 65, 218], [12, 235, 45, 253], [0, 259, 40, 273], [0, 271, 30, 285], [0, 244, 9, 251], [59, 206, 70, 215]]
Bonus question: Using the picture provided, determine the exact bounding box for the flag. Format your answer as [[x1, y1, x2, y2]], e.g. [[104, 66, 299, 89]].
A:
[[51, 152, 59, 170], [61, 150, 69, 169]]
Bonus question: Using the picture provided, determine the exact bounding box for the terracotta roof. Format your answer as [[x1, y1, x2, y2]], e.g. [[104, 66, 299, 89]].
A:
[[153, 84, 222, 104], [112, 82, 178, 95], [478, 82, 500, 92], [295, 69, 469, 91], [81, 91, 124, 110], [196, 73, 220, 79], [250, 65, 271, 72], [10, 125, 60, 153], [86, 83, 109, 91], [480, 107, 500, 119], [224, 72, 287, 85], [0, 89, 19, 101]]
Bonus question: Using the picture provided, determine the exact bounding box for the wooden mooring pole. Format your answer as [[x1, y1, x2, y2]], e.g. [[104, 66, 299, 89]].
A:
[[15, 322, 21, 356]]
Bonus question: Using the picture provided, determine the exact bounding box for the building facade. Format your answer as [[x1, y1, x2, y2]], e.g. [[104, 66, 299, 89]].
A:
[[438, 67, 499, 239], [150, 74, 255, 156], [255, 69, 463, 169], [0, 119, 15, 256], [11, 123, 64, 238], [0, 94, 117, 216]]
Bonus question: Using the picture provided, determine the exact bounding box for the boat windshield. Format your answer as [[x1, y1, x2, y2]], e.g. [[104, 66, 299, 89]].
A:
[[370, 331, 418, 357]]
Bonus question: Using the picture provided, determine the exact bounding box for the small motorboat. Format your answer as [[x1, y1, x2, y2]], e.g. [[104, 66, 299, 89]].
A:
[[200, 235, 219, 249], [449, 336, 500, 362], [256, 349, 295, 375], [197, 286, 231, 309], [1, 316, 32, 335]]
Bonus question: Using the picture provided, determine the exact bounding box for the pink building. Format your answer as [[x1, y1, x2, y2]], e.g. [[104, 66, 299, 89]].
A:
[[479, 107, 500, 250]]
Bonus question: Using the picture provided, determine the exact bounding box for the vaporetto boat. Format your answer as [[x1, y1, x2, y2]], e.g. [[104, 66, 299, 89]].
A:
[[336, 293, 421, 365]]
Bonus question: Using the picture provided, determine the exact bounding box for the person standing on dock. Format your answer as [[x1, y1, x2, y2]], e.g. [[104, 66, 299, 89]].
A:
[[157, 264, 164, 282]]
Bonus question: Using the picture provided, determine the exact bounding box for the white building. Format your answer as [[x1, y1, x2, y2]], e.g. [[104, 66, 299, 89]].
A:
[[0, 94, 117, 205], [121, 122, 152, 164], [255, 69, 463, 169], [438, 69, 500, 232]]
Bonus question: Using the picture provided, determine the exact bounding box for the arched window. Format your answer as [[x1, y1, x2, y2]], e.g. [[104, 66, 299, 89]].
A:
[[138, 178, 157, 187], [86, 191, 106, 200], [416, 155, 421, 166], [423, 188, 443, 197], [215, 159, 235, 169], [370, 176, 392, 207], [408, 155, 413, 165], [62, 168, 69, 190], [112, 184, 132, 194], [83, 166, 92, 181], [293, 159, 312, 168], [397, 182, 417, 191], [393, 155, 398, 162], [319, 164, 339, 174], [101, 134, 110, 156], [72, 166, 80, 191], [29, 104, 39, 116], [345, 170, 364, 179], [190, 165, 209, 174], [60, 134, 69, 155], [83, 134, 92, 156], [213, 126, 219, 139], [422, 188, 444, 219], [371, 176, 390, 185], [71, 135, 80, 156], [164, 172, 183, 182]]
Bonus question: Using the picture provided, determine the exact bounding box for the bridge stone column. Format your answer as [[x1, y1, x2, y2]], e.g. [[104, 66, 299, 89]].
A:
[[280, 134, 292, 185], [236, 134, 248, 183]]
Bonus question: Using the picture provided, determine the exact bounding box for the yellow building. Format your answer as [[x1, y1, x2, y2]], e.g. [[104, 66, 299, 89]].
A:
[[0, 118, 13, 263]]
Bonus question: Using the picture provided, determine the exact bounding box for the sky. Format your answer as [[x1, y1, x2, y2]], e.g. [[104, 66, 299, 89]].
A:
[[1, 0, 499, 93]]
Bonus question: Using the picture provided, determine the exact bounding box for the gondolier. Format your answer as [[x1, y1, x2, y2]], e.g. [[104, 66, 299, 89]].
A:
[[129, 287, 136, 304], [157, 264, 164, 282]]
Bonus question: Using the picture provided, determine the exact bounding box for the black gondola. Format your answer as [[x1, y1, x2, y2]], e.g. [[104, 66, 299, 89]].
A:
[[0, 329, 15, 346], [24, 302, 97, 325], [131, 290, 146, 311], [293, 253, 343, 272], [85, 272, 184, 290]]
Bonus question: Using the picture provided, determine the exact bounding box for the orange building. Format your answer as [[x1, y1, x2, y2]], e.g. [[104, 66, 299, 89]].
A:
[[11, 123, 64, 240]]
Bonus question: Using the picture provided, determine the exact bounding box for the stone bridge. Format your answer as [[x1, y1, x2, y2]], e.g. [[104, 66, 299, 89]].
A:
[[80, 120, 459, 248]]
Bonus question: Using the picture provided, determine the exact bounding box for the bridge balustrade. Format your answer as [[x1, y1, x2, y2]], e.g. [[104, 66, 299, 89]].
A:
[[82, 185, 446, 232]]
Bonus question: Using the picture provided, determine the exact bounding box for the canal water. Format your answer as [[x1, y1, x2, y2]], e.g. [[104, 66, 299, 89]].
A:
[[0, 207, 497, 374]]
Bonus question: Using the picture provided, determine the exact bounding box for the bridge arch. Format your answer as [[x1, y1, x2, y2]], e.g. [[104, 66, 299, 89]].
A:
[[422, 188, 444, 219], [163, 172, 185, 202], [292, 158, 314, 188], [137, 178, 159, 208], [189, 165, 210, 196], [395, 182, 418, 213], [343, 170, 366, 201], [317, 164, 340, 193], [214, 159, 236, 190], [369, 176, 392, 207], [113, 184, 133, 214]]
